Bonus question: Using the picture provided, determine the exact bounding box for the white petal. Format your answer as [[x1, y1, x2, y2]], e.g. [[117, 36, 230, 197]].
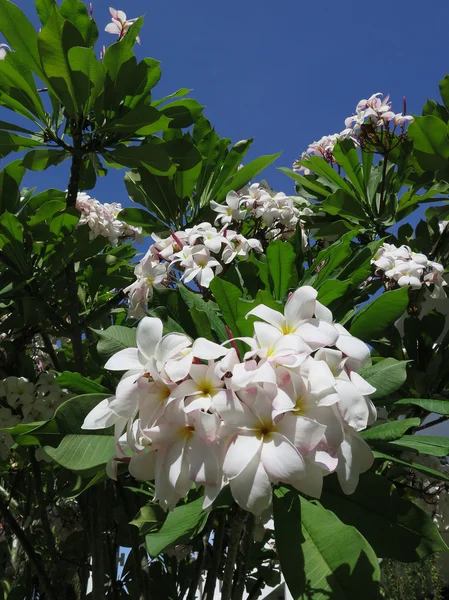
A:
[[156, 333, 191, 364], [335, 381, 369, 431], [188, 437, 220, 486], [193, 338, 228, 360], [229, 451, 272, 515], [297, 319, 338, 349], [137, 317, 163, 360], [104, 348, 141, 371], [223, 433, 262, 479], [292, 460, 325, 498], [164, 353, 193, 382], [335, 332, 370, 369], [350, 371, 376, 396], [129, 451, 155, 480], [277, 414, 326, 455], [261, 432, 305, 483], [108, 375, 140, 418], [82, 398, 119, 429], [337, 431, 374, 494], [246, 305, 285, 331], [284, 286, 317, 326]]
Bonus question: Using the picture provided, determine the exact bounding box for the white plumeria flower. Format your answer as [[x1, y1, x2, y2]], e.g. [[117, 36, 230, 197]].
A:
[[336, 425, 374, 494], [143, 399, 222, 510], [105, 7, 140, 43], [188, 225, 228, 254], [246, 286, 338, 351], [221, 234, 262, 264], [211, 192, 247, 226], [124, 259, 168, 319], [173, 363, 226, 413], [0, 44, 10, 60], [182, 247, 223, 288], [219, 386, 322, 515]]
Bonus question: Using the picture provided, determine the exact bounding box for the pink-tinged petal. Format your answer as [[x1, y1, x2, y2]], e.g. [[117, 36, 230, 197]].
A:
[[245, 305, 285, 331], [229, 451, 272, 515], [315, 300, 333, 323], [105, 22, 121, 34], [315, 348, 344, 372], [350, 371, 376, 396], [272, 387, 296, 413], [335, 326, 370, 369], [277, 414, 326, 455], [164, 353, 192, 382], [184, 396, 212, 413], [284, 286, 317, 326], [313, 447, 338, 472], [195, 410, 221, 442], [296, 319, 339, 350], [104, 347, 141, 371], [137, 317, 163, 360], [192, 338, 227, 360], [337, 431, 374, 494], [292, 460, 325, 498], [223, 433, 262, 479], [172, 379, 200, 399], [156, 333, 191, 364], [109, 7, 118, 18], [261, 432, 305, 483], [82, 398, 119, 429], [108, 375, 140, 418], [143, 423, 177, 446], [335, 381, 369, 431], [307, 358, 336, 394], [310, 406, 344, 449], [129, 451, 155, 480], [214, 389, 258, 428], [116, 9, 127, 21], [187, 437, 220, 486]]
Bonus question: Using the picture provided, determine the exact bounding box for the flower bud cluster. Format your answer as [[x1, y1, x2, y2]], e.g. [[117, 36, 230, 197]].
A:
[[211, 183, 312, 244], [371, 243, 447, 299], [293, 93, 414, 174], [83, 286, 377, 515], [0, 373, 70, 460], [76, 192, 142, 247], [124, 222, 263, 318]]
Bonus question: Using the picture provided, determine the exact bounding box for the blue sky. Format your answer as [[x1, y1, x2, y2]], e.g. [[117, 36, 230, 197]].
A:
[[7, 0, 449, 203]]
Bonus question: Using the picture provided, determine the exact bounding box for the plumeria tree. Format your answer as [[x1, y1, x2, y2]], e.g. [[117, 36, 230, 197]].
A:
[[0, 1, 449, 599]]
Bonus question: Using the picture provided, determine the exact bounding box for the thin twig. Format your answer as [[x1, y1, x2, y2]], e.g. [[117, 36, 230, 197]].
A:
[[234, 514, 253, 600], [29, 449, 58, 560], [417, 415, 449, 431]]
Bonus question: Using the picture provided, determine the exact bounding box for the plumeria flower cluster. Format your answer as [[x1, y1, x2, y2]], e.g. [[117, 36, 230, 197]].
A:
[[371, 243, 447, 299], [83, 286, 377, 515], [105, 7, 140, 43], [76, 192, 142, 247], [0, 374, 71, 460], [293, 93, 414, 174], [402, 453, 449, 532], [211, 183, 312, 244], [124, 222, 263, 318]]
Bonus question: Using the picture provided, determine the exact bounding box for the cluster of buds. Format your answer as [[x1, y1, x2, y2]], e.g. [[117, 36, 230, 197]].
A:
[[0, 374, 71, 460], [211, 182, 312, 244], [371, 243, 447, 299], [124, 222, 263, 318], [294, 93, 414, 174], [76, 192, 142, 247], [83, 286, 377, 515]]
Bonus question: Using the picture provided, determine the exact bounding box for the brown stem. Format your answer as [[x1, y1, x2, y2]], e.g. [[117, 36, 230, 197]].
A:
[[0, 493, 58, 600], [221, 507, 247, 600], [29, 449, 58, 560], [234, 515, 253, 600], [203, 512, 226, 600], [41, 332, 61, 371]]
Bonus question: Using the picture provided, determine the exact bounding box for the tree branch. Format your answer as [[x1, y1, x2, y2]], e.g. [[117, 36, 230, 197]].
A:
[[417, 415, 449, 431], [203, 512, 226, 600], [221, 507, 247, 600], [0, 492, 58, 600]]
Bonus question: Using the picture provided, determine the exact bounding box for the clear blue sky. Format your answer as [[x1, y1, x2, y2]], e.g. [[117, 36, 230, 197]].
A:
[[7, 0, 449, 204]]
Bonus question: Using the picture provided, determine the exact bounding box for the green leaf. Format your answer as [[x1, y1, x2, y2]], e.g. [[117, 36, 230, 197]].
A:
[[38, 9, 85, 116], [0, 0, 48, 84], [392, 397, 449, 415], [266, 239, 296, 300], [118, 207, 159, 233], [389, 435, 449, 457], [51, 393, 111, 435], [0, 131, 44, 158], [178, 285, 227, 342], [273, 487, 380, 600], [35, 0, 56, 25], [68, 46, 105, 112], [349, 287, 409, 341], [216, 152, 281, 201], [91, 325, 137, 358], [27, 199, 65, 225], [45, 434, 114, 471], [361, 418, 420, 442], [160, 98, 204, 128], [130, 504, 165, 535], [55, 372, 110, 395], [299, 156, 357, 197], [333, 139, 366, 197], [301, 231, 354, 289], [322, 189, 367, 222], [164, 138, 202, 171], [209, 138, 253, 198], [373, 451, 449, 483], [100, 104, 164, 135], [145, 497, 208, 557], [408, 115, 449, 157], [0, 53, 46, 121], [209, 278, 243, 338], [0, 160, 25, 214], [278, 167, 331, 198], [359, 358, 409, 401], [320, 472, 449, 562], [21, 149, 68, 171], [317, 279, 351, 307], [59, 0, 98, 46], [105, 144, 175, 177]]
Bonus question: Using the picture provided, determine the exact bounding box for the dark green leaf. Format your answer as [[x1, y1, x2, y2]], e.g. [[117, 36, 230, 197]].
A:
[[91, 325, 137, 358], [21, 148, 68, 170], [161, 98, 204, 128], [361, 418, 420, 442], [178, 285, 226, 342], [216, 152, 281, 201], [322, 189, 367, 222], [45, 434, 114, 470], [392, 398, 449, 415], [349, 287, 409, 341], [389, 435, 449, 457], [209, 278, 243, 337], [373, 451, 449, 482], [55, 372, 110, 395], [333, 139, 365, 197], [266, 239, 296, 300], [359, 358, 409, 401]]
